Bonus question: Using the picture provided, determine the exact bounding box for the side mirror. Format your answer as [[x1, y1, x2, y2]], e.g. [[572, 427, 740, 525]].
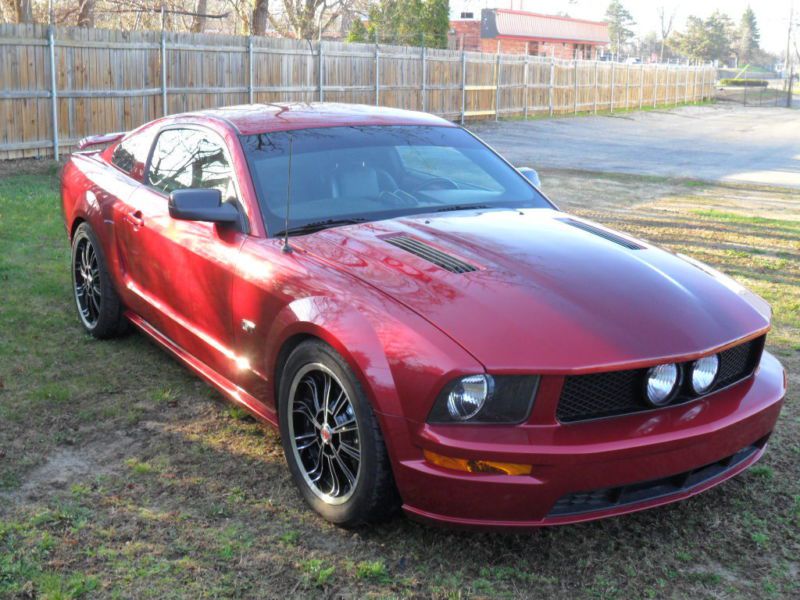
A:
[[168, 189, 240, 226], [518, 167, 541, 188]]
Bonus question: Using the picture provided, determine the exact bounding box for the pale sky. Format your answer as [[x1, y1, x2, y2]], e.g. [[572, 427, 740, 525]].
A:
[[450, 0, 794, 55]]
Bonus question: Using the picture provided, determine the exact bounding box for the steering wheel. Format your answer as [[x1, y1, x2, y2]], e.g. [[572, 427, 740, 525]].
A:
[[412, 177, 460, 192]]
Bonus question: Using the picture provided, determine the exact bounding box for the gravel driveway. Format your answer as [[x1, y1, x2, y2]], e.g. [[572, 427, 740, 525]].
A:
[[471, 104, 800, 189]]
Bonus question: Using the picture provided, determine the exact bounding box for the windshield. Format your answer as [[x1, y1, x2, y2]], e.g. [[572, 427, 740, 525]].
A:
[[240, 125, 551, 236]]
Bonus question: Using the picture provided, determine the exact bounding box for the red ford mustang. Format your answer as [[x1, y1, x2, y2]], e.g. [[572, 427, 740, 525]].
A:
[[61, 103, 786, 529]]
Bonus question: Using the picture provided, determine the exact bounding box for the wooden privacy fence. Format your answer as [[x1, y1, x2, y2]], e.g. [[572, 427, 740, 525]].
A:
[[0, 23, 716, 160]]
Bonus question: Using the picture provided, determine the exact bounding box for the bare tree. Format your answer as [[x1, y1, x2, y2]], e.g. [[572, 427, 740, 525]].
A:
[[252, 0, 269, 35], [78, 0, 96, 27], [657, 5, 676, 62], [270, 0, 345, 40], [11, 0, 33, 23], [191, 0, 208, 32]]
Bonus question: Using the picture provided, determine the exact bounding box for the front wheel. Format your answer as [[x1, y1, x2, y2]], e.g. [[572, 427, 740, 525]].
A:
[[278, 340, 399, 526], [71, 223, 127, 338]]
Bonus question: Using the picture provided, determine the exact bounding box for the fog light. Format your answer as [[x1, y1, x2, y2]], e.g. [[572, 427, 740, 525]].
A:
[[446, 374, 491, 420], [423, 450, 532, 476], [645, 363, 679, 406], [691, 354, 719, 394]]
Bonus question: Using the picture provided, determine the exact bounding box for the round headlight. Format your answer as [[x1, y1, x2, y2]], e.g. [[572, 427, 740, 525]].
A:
[[446, 375, 492, 420], [691, 354, 719, 394], [645, 363, 679, 407]]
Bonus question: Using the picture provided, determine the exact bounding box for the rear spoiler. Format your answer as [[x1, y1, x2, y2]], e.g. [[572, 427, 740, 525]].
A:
[[75, 132, 126, 153]]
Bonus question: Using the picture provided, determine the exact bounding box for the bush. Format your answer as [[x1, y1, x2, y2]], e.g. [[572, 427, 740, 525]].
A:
[[719, 78, 769, 87]]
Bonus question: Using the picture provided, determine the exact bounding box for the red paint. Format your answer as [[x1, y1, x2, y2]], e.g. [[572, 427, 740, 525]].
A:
[[61, 103, 786, 529]]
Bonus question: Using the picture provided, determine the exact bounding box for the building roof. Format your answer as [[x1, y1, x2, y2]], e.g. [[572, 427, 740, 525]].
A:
[[482, 9, 610, 45]]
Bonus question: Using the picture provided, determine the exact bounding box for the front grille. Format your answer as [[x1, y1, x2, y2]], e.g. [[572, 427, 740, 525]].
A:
[[384, 235, 478, 274], [548, 436, 769, 517], [556, 336, 765, 423]]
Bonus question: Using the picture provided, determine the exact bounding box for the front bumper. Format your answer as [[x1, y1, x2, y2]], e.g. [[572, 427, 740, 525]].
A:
[[383, 351, 786, 530]]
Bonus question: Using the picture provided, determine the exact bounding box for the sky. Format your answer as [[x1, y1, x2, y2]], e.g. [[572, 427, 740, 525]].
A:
[[450, 1, 794, 55]]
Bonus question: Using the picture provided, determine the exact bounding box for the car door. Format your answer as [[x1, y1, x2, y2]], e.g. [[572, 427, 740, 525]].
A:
[[117, 126, 247, 382]]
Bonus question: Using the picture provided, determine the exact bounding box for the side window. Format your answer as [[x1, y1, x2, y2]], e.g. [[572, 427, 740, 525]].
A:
[[147, 128, 236, 198], [111, 130, 153, 180]]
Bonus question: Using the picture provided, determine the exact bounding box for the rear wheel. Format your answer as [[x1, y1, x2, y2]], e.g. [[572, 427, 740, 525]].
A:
[[71, 223, 127, 338], [278, 340, 399, 526]]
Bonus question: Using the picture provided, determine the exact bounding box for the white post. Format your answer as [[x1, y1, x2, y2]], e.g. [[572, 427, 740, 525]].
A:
[[248, 36, 254, 104], [625, 63, 630, 109], [161, 30, 168, 115], [610, 62, 615, 112], [639, 64, 644, 109], [674, 65, 680, 104], [319, 42, 324, 102], [700, 65, 706, 102], [653, 64, 659, 107], [593, 60, 598, 114], [573, 59, 578, 114], [47, 25, 59, 161], [421, 45, 427, 112], [460, 50, 467, 125], [495, 50, 501, 121], [548, 57, 555, 116], [523, 50, 529, 120], [374, 43, 380, 106]]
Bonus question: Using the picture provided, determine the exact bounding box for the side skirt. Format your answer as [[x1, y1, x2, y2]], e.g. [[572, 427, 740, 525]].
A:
[[125, 311, 278, 428]]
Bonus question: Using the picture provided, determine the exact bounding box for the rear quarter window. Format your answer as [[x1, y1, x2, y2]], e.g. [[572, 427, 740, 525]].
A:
[[110, 130, 154, 181]]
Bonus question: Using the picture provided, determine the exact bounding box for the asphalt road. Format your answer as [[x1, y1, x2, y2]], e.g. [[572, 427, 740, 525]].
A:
[[471, 104, 800, 189]]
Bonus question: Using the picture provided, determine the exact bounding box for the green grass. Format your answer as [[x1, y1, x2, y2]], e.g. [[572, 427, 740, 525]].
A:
[[0, 162, 798, 598]]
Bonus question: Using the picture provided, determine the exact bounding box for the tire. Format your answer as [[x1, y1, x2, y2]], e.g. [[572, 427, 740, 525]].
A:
[[278, 340, 400, 527], [71, 222, 128, 339]]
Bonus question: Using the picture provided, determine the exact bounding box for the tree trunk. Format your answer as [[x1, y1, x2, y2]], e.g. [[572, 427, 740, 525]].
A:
[[252, 0, 269, 36], [77, 0, 95, 28], [191, 0, 208, 34], [14, 0, 33, 23]]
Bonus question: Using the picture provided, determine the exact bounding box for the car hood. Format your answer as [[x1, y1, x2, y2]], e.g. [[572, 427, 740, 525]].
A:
[[294, 208, 771, 373]]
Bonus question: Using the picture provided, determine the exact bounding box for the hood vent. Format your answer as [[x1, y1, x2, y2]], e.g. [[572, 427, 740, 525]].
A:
[[558, 218, 644, 250], [384, 235, 478, 274]]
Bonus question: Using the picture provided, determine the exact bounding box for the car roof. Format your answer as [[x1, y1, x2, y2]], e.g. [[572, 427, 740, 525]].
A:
[[183, 102, 456, 136]]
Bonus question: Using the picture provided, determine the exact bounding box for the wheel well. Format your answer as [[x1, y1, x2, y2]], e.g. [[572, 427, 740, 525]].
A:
[[69, 217, 85, 240], [273, 333, 316, 415]]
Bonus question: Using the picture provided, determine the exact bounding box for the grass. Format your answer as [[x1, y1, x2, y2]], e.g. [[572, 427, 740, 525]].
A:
[[0, 161, 798, 598]]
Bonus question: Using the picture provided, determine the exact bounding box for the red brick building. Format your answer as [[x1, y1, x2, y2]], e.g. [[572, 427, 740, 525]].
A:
[[450, 9, 610, 59]]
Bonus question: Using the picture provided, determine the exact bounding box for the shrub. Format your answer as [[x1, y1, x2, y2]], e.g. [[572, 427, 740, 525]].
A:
[[719, 78, 768, 87]]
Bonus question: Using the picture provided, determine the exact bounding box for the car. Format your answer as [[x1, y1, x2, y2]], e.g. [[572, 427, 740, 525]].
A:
[[60, 103, 786, 529]]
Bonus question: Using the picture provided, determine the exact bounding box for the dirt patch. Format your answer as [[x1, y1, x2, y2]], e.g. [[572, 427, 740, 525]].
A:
[[2, 431, 143, 503]]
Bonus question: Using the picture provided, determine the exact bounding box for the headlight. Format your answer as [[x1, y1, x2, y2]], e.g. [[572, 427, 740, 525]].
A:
[[691, 354, 719, 394], [645, 363, 679, 407], [428, 375, 539, 424]]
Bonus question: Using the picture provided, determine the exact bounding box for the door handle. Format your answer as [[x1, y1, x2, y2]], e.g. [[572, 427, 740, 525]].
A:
[[125, 210, 144, 229]]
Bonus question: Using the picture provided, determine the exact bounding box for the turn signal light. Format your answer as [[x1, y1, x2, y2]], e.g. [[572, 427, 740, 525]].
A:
[[423, 450, 532, 476]]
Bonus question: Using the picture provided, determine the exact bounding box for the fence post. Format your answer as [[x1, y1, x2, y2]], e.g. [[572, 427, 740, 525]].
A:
[[460, 50, 466, 125], [248, 36, 254, 104], [318, 42, 324, 102], [685, 64, 690, 103], [625, 63, 630, 109], [548, 57, 555, 116], [523, 51, 529, 120], [573, 60, 578, 114], [639, 64, 644, 109], [699, 65, 705, 102], [593, 60, 598, 114], [421, 45, 427, 112], [160, 30, 167, 116], [674, 65, 680, 104], [495, 51, 501, 121], [47, 25, 59, 161], [375, 43, 380, 106], [691, 65, 697, 103], [653, 64, 659, 107], [610, 62, 615, 112]]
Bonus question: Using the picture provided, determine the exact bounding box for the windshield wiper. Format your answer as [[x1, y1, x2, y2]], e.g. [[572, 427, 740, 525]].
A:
[[274, 218, 367, 238], [434, 204, 491, 213]]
